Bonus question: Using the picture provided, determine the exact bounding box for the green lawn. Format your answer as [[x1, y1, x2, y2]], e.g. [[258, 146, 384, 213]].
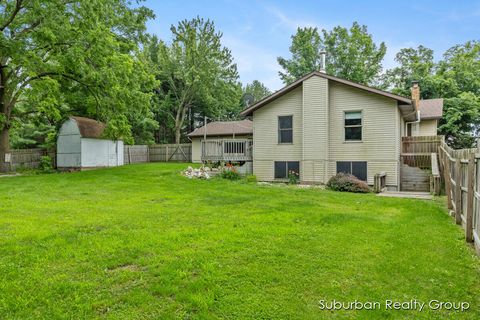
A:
[[0, 163, 479, 319]]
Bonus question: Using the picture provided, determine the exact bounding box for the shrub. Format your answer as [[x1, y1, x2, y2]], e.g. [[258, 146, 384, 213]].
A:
[[220, 166, 241, 180], [246, 175, 257, 183], [326, 173, 370, 193], [39, 156, 54, 173]]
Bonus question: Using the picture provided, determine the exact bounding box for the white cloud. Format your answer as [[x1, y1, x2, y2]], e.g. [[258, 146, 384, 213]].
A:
[[265, 5, 318, 31]]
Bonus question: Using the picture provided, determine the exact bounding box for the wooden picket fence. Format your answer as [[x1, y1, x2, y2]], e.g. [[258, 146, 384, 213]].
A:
[[124, 143, 191, 164], [439, 140, 480, 254], [2, 148, 55, 172]]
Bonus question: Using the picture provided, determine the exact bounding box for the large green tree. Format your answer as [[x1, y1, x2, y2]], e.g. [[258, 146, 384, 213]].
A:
[[0, 0, 156, 171], [153, 17, 241, 144], [383, 41, 480, 148], [436, 41, 480, 148], [278, 22, 386, 85], [380, 46, 436, 97]]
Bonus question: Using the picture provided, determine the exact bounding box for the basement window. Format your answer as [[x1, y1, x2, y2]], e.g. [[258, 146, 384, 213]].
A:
[[274, 161, 300, 179], [336, 161, 367, 181], [345, 111, 362, 141]]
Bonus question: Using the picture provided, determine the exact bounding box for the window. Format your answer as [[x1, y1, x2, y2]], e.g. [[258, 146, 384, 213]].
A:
[[274, 161, 300, 179], [224, 141, 244, 154], [336, 161, 367, 181], [278, 116, 293, 143], [345, 111, 362, 141]]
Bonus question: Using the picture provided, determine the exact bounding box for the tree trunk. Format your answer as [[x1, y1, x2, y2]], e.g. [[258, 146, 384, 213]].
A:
[[174, 124, 181, 145], [0, 64, 9, 172], [0, 126, 9, 173]]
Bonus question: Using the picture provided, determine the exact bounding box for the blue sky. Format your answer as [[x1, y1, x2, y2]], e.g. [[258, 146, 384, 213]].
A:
[[144, 0, 480, 91]]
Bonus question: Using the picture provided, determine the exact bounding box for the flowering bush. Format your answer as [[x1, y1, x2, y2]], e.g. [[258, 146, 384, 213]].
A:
[[288, 170, 299, 184], [326, 173, 370, 193], [221, 164, 241, 180]]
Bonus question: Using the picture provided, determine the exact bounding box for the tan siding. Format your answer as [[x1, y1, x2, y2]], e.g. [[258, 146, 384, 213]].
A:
[[251, 76, 402, 187], [302, 76, 328, 182], [418, 119, 438, 136], [253, 87, 303, 181], [328, 82, 400, 186]]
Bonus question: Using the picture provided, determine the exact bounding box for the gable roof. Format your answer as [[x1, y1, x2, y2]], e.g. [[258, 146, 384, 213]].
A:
[[188, 120, 253, 137], [240, 71, 413, 116], [419, 99, 443, 120], [70, 116, 106, 139]]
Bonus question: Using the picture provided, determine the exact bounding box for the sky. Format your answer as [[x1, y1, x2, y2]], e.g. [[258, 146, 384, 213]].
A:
[[143, 0, 480, 91]]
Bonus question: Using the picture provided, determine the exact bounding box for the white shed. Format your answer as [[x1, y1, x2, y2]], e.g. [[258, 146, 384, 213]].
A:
[[57, 116, 124, 169]]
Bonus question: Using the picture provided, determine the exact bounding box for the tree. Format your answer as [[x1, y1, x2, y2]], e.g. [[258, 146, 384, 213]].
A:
[[436, 41, 480, 148], [0, 0, 156, 171], [383, 41, 480, 148], [278, 27, 323, 84], [242, 80, 272, 107], [322, 22, 386, 85], [380, 46, 436, 97], [278, 22, 386, 85], [154, 17, 241, 144]]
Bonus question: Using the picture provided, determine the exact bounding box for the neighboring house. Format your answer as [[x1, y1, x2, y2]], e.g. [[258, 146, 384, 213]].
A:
[[57, 116, 124, 170], [188, 120, 253, 164], [239, 71, 443, 190]]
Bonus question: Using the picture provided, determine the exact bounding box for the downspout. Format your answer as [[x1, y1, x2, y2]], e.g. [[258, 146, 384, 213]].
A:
[[405, 110, 421, 134]]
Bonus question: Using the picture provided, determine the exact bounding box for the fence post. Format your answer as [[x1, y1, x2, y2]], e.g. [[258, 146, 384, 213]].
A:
[[455, 158, 462, 225], [466, 154, 475, 242], [165, 145, 169, 162], [443, 150, 453, 210]]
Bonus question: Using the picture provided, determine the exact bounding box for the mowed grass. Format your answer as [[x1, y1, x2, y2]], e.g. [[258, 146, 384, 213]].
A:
[[0, 163, 479, 319]]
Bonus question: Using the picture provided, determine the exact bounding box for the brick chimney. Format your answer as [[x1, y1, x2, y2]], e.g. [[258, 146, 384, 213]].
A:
[[411, 81, 420, 112]]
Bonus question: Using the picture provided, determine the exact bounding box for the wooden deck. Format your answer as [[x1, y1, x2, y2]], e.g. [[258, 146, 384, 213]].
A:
[[201, 139, 253, 162]]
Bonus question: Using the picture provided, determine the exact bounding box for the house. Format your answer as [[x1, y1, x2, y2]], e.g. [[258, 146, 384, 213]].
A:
[[188, 119, 253, 164], [238, 71, 443, 190], [57, 116, 124, 170]]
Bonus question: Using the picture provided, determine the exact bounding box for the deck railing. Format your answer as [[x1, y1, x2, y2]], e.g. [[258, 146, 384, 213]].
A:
[[201, 139, 253, 162], [400, 135, 444, 169]]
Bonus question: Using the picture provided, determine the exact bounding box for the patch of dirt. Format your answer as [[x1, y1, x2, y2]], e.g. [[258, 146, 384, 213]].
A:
[[107, 263, 143, 272]]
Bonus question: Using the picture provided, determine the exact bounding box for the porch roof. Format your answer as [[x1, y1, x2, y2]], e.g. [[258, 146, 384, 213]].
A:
[[188, 120, 253, 138]]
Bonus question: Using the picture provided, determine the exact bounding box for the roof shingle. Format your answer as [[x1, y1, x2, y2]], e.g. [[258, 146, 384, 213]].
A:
[[71, 116, 106, 139], [188, 120, 253, 137], [419, 99, 443, 120]]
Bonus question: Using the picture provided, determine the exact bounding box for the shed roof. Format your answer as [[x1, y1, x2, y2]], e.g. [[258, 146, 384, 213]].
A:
[[240, 71, 413, 116], [188, 120, 253, 137], [419, 99, 443, 120], [71, 116, 106, 139]]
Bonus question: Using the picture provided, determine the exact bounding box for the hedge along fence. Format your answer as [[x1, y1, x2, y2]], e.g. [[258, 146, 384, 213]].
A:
[[124, 144, 192, 164], [2, 148, 55, 172], [439, 139, 480, 255]]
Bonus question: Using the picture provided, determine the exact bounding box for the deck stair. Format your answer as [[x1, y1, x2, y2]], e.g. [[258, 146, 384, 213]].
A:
[[400, 136, 443, 193], [401, 164, 430, 192]]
